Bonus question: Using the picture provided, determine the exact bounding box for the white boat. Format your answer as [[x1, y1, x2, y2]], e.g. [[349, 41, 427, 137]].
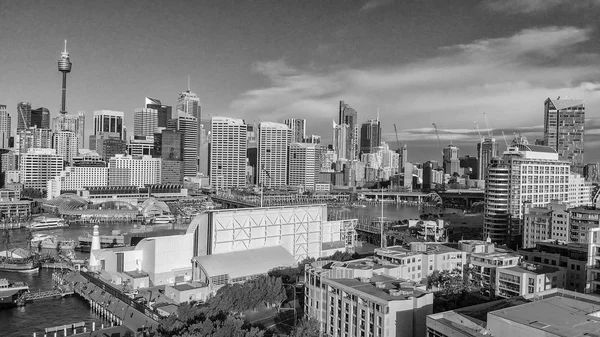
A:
[[28, 216, 68, 231], [151, 215, 175, 225], [31, 234, 75, 250]]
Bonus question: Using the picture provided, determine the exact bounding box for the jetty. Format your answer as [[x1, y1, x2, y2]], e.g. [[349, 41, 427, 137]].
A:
[[17, 285, 73, 305]]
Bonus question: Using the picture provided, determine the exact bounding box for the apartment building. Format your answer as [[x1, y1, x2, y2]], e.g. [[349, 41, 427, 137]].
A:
[[20, 148, 64, 191], [495, 262, 564, 298], [305, 260, 433, 337]]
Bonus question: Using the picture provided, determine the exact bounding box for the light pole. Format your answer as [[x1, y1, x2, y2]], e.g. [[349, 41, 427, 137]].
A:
[[380, 181, 385, 248], [282, 282, 297, 330]]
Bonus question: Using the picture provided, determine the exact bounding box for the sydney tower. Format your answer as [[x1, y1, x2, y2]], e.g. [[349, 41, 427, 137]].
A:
[[57, 40, 72, 114]]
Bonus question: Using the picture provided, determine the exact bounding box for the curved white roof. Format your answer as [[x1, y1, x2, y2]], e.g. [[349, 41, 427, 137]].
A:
[[192, 246, 296, 279]]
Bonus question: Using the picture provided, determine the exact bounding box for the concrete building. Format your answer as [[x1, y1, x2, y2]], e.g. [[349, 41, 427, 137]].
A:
[[258, 122, 290, 188], [522, 200, 571, 248], [477, 137, 498, 180], [338, 101, 359, 161], [284, 118, 306, 143], [46, 165, 109, 199], [89, 134, 127, 161], [15, 127, 52, 154], [333, 121, 348, 160], [375, 243, 467, 282], [360, 118, 381, 154], [442, 144, 460, 175], [544, 97, 585, 166], [108, 154, 161, 188], [145, 97, 172, 128], [484, 143, 570, 245], [568, 173, 592, 207], [93, 110, 124, 140], [518, 235, 600, 294], [133, 108, 158, 137], [189, 204, 357, 262], [495, 262, 564, 298], [20, 148, 64, 191], [305, 260, 433, 337], [426, 288, 600, 337], [289, 142, 320, 191], [52, 130, 79, 164], [0, 105, 11, 149], [175, 112, 198, 177], [210, 116, 247, 189], [52, 112, 85, 148], [127, 136, 154, 156], [469, 247, 521, 292]]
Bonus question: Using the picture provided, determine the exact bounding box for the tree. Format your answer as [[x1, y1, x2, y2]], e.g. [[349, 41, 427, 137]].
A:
[[21, 188, 43, 199], [287, 318, 321, 337]]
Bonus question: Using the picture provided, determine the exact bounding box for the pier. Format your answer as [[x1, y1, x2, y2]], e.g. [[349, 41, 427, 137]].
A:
[[55, 270, 159, 334], [17, 286, 73, 305]]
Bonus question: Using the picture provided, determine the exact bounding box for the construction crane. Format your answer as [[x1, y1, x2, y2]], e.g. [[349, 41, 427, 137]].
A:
[[393, 124, 401, 152], [432, 123, 443, 154], [474, 121, 483, 141], [501, 131, 509, 149], [483, 113, 492, 138]]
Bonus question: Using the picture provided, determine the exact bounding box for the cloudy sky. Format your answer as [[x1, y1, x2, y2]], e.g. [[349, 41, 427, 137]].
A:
[[1, 0, 600, 162]]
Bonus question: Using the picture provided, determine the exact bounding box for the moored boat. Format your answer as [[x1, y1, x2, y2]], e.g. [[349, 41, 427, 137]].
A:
[[151, 215, 176, 225], [0, 278, 29, 308], [28, 216, 68, 231], [0, 260, 39, 273], [31, 234, 75, 250]]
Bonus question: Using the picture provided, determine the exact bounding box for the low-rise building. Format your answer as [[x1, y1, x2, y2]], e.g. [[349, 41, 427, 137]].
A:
[[305, 260, 433, 337], [427, 288, 600, 337], [495, 262, 564, 298], [375, 243, 466, 282], [469, 248, 521, 292]]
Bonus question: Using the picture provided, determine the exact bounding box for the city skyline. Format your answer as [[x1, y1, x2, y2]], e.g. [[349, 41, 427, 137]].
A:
[[2, 1, 600, 163]]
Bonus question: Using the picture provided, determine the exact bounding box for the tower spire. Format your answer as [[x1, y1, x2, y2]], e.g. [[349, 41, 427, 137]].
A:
[[187, 75, 190, 92], [64, 39, 67, 53]]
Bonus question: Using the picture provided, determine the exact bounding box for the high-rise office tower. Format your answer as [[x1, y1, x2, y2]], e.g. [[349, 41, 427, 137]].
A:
[[0, 105, 11, 149], [332, 121, 348, 160], [134, 108, 158, 137], [92, 110, 124, 139], [31, 107, 50, 129], [57, 40, 72, 114], [399, 144, 408, 172], [176, 112, 198, 177], [52, 112, 85, 149], [258, 122, 291, 188], [289, 143, 320, 191], [360, 118, 381, 154], [154, 129, 184, 184], [210, 117, 247, 189], [443, 144, 460, 175], [198, 125, 209, 176], [483, 143, 570, 245], [544, 97, 585, 166], [89, 110, 125, 160], [145, 97, 172, 128], [477, 138, 499, 180], [17, 103, 50, 130], [338, 101, 359, 161], [178, 86, 201, 173], [284, 118, 306, 143], [53, 131, 79, 164]]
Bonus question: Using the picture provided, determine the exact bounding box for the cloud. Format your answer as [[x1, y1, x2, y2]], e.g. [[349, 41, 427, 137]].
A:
[[361, 0, 394, 11], [230, 26, 600, 162], [483, 0, 600, 14]]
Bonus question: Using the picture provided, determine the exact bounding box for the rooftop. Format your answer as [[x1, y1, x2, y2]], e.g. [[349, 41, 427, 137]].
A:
[[192, 246, 296, 279], [490, 296, 600, 337], [569, 206, 600, 214], [330, 274, 428, 302], [503, 264, 560, 275]]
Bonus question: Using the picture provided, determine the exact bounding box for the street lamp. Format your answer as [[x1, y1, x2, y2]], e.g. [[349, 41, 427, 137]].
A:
[[282, 282, 298, 329]]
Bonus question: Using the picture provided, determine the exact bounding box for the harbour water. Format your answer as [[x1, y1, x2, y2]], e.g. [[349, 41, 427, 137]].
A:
[[1, 204, 423, 336]]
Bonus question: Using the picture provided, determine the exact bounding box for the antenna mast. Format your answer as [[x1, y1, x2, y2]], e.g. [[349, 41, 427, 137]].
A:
[[432, 123, 443, 154]]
